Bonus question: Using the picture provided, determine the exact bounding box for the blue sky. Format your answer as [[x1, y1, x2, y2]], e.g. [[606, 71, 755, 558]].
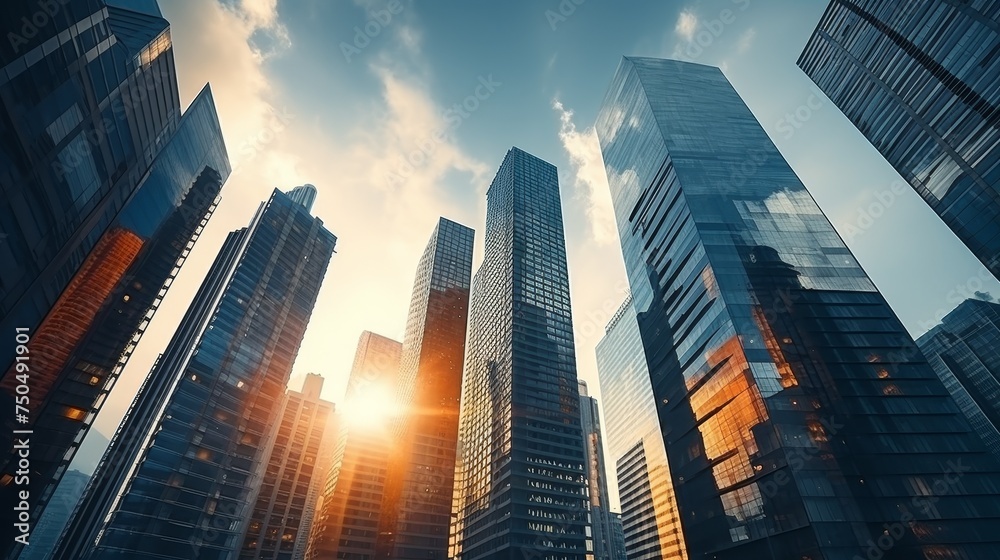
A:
[[84, 0, 1000, 499]]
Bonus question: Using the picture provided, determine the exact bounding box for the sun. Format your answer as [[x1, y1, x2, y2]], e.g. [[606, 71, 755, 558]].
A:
[[341, 382, 400, 431]]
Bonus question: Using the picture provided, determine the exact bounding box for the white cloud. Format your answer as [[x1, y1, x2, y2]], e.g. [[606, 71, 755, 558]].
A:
[[675, 10, 698, 42], [93, 0, 491, 435], [396, 25, 422, 51], [552, 99, 617, 245], [738, 27, 756, 54]]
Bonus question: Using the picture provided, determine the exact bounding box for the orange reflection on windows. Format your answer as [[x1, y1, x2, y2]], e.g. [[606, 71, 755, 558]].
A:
[[882, 384, 901, 396], [63, 406, 87, 421], [751, 305, 798, 388], [1, 228, 143, 415], [689, 336, 769, 490]]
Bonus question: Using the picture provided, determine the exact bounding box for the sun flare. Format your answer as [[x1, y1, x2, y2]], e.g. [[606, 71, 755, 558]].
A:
[[341, 383, 400, 431]]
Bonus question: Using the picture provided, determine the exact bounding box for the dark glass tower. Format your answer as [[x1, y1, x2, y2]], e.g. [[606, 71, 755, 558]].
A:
[[596, 57, 1000, 559], [451, 147, 589, 560], [798, 0, 1000, 279], [916, 298, 1000, 463], [306, 331, 402, 560], [0, 0, 182, 371], [377, 217, 474, 559], [609, 514, 626, 560], [595, 296, 686, 560], [51, 187, 336, 560], [0, 83, 229, 554], [577, 381, 620, 560], [237, 374, 336, 560], [18, 469, 90, 560]]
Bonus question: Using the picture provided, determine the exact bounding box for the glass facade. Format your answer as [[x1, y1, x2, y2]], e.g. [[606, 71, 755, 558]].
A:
[[577, 381, 622, 560], [595, 296, 686, 560], [0, 82, 228, 554], [52, 187, 336, 560], [0, 0, 182, 372], [798, 0, 1000, 279], [237, 374, 336, 560], [306, 331, 402, 560], [377, 217, 474, 559], [18, 469, 90, 560], [452, 147, 589, 560], [596, 56, 1000, 559], [917, 298, 1000, 463], [608, 514, 626, 560]]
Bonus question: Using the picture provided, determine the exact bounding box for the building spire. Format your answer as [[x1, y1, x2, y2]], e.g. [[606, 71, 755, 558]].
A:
[[285, 183, 318, 213]]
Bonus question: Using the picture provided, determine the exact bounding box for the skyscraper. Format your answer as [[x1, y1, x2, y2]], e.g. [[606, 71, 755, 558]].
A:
[[237, 374, 337, 560], [916, 298, 1000, 463], [376, 217, 474, 559], [595, 296, 686, 560], [306, 331, 402, 560], [577, 380, 620, 560], [52, 186, 336, 560], [18, 469, 90, 560], [798, 0, 1000, 279], [452, 147, 590, 560], [0, 82, 229, 554], [0, 0, 182, 371], [609, 514, 627, 560], [596, 56, 1000, 559]]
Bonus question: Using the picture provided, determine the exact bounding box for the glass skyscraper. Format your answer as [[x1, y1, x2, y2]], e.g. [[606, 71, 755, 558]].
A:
[[916, 298, 1000, 463], [51, 186, 336, 560], [237, 374, 336, 560], [595, 296, 686, 560], [609, 514, 626, 560], [18, 469, 90, 560], [306, 331, 402, 560], [0, 81, 229, 554], [577, 380, 621, 560], [798, 0, 1000, 279], [596, 56, 1000, 559], [451, 147, 589, 560], [377, 217, 474, 559], [0, 0, 182, 371]]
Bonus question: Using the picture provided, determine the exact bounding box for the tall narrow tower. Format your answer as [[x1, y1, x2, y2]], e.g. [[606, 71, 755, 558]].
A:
[[52, 187, 336, 560], [452, 147, 590, 560], [377, 217, 474, 559], [236, 374, 337, 560], [306, 331, 402, 560], [577, 381, 622, 560], [917, 298, 1000, 463]]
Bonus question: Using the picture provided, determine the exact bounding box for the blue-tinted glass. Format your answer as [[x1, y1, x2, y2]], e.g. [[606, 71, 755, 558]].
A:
[[799, 0, 1000, 280]]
